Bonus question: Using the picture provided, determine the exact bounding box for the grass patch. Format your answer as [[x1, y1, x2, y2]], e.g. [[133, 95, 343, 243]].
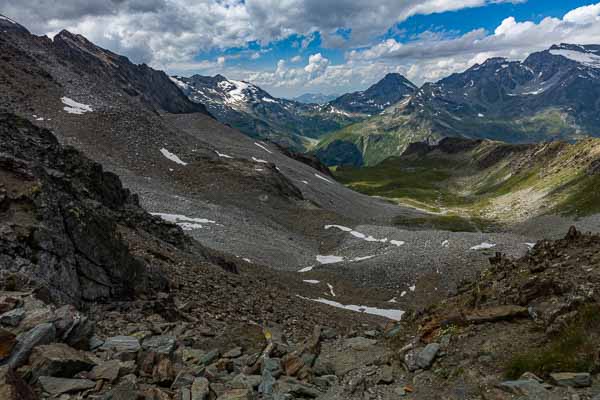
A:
[[393, 214, 497, 233], [504, 304, 600, 379], [555, 174, 600, 217]]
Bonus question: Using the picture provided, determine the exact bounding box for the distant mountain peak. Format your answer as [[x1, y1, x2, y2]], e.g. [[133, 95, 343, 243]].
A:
[[329, 73, 417, 115]]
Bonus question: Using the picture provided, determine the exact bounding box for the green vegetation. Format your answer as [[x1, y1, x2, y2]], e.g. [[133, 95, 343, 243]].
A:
[[392, 215, 497, 233], [332, 137, 600, 227], [504, 304, 600, 379]]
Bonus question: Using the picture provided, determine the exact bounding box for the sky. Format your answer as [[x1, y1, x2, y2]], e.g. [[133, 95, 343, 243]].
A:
[[2, 1, 600, 98]]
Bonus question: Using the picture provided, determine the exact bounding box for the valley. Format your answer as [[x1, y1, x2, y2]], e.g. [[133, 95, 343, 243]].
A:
[[1, 10, 600, 400]]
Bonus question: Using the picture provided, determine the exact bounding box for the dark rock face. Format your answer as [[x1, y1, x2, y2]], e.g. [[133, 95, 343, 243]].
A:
[[51, 30, 208, 115], [0, 113, 170, 304], [314, 140, 364, 167]]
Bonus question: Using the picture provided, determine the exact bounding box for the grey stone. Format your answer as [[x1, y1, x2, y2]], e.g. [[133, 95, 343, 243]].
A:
[[216, 388, 254, 399], [142, 335, 176, 355], [0, 308, 25, 327], [89, 335, 105, 351], [100, 336, 140, 353], [200, 349, 220, 365], [416, 343, 440, 369], [344, 337, 377, 351], [498, 380, 551, 399], [90, 360, 122, 383], [191, 377, 210, 400], [230, 374, 262, 390], [223, 347, 243, 359], [171, 371, 195, 390], [29, 343, 95, 379], [7, 323, 56, 368], [38, 376, 95, 395], [550, 372, 591, 388], [273, 377, 320, 398], [378, 365, 394, 384]]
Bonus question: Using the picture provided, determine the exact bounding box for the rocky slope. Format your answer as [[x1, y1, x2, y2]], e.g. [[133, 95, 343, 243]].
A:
[[171, 74, 361, 150], [316, 43, 600, 166]]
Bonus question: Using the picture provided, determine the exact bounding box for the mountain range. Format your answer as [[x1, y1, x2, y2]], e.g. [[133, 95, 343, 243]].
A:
[[316, 43, 600, 166], [2, 13, 600, 400]]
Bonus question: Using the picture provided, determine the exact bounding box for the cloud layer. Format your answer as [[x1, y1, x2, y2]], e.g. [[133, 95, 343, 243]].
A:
[[1, 1, 600, 96]]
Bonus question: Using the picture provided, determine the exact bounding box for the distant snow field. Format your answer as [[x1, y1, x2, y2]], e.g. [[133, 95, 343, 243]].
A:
[[61, 97, 93, 114], [152, 213, 216, 231], [160, 148, 187, 166]]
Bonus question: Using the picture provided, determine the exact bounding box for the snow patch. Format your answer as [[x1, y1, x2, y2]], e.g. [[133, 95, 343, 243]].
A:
[[441, 240, 450, 248], [215, 150, 233, 159], [327, 283, 336, 297], [550, 49, 600, 68], [61, 97, 93, 114], [298, 265, 315, 273], [316, 255, 345, 264], [325, 225, 405, 246], [252, 157, 268, 164], [298, 296, 404, 321], [254, 142, 273, 154], [152, 213, 216, 231], [314, 173, 333, 184], [160, 148, 187, 166], [470, 242, 496, 250], [303, 280, 320, 284]]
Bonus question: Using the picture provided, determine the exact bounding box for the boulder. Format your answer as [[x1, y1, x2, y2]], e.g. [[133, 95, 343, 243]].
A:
[[53, 305, 95, 350], [29, 343, 95, 379], [344, 337, 377, 351], [7, 323, 56, 368], [229, 374, 261, 390], [549, 372, 591, 388], [497, 380, 551, 398], [416, 343, 440, 369], [466, 306, 529, 324], [223, 347, 243, 359], [273, 377, 320, 398], [0, 296, 20, 315], [89, 360, 123, 383], [191, 377, 210, 400], [37, 376, 95, 395], [142, 335, 176, 355], [216, 388, 255, 400], [152, 357, 175, 386], [0, 308, 25, 327], [100, 336, 140, 353], [0, 366, 36, 400], [0, 328, 16, 361]]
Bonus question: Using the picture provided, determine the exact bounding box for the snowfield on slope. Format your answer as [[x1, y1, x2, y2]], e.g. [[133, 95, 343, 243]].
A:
[[62, 97, 93, 114]]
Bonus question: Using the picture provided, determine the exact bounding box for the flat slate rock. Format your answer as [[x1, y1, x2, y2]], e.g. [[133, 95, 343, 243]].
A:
[[38, 376, 95, 395], [100, 336, 140, 353], [8, 323, 56, 368], [550, 372, 591, 388]]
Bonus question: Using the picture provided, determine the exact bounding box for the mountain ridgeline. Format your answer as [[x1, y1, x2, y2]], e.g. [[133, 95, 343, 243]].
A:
[[170, 72, 419, 150], [316, 43, 600, 166]]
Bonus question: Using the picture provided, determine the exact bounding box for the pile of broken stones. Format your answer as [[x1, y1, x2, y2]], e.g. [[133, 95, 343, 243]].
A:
[[0, 290, 411, 400]]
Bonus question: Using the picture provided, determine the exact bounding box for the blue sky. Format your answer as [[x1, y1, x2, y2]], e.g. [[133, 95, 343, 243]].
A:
[[4, 0, 600, 97]]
